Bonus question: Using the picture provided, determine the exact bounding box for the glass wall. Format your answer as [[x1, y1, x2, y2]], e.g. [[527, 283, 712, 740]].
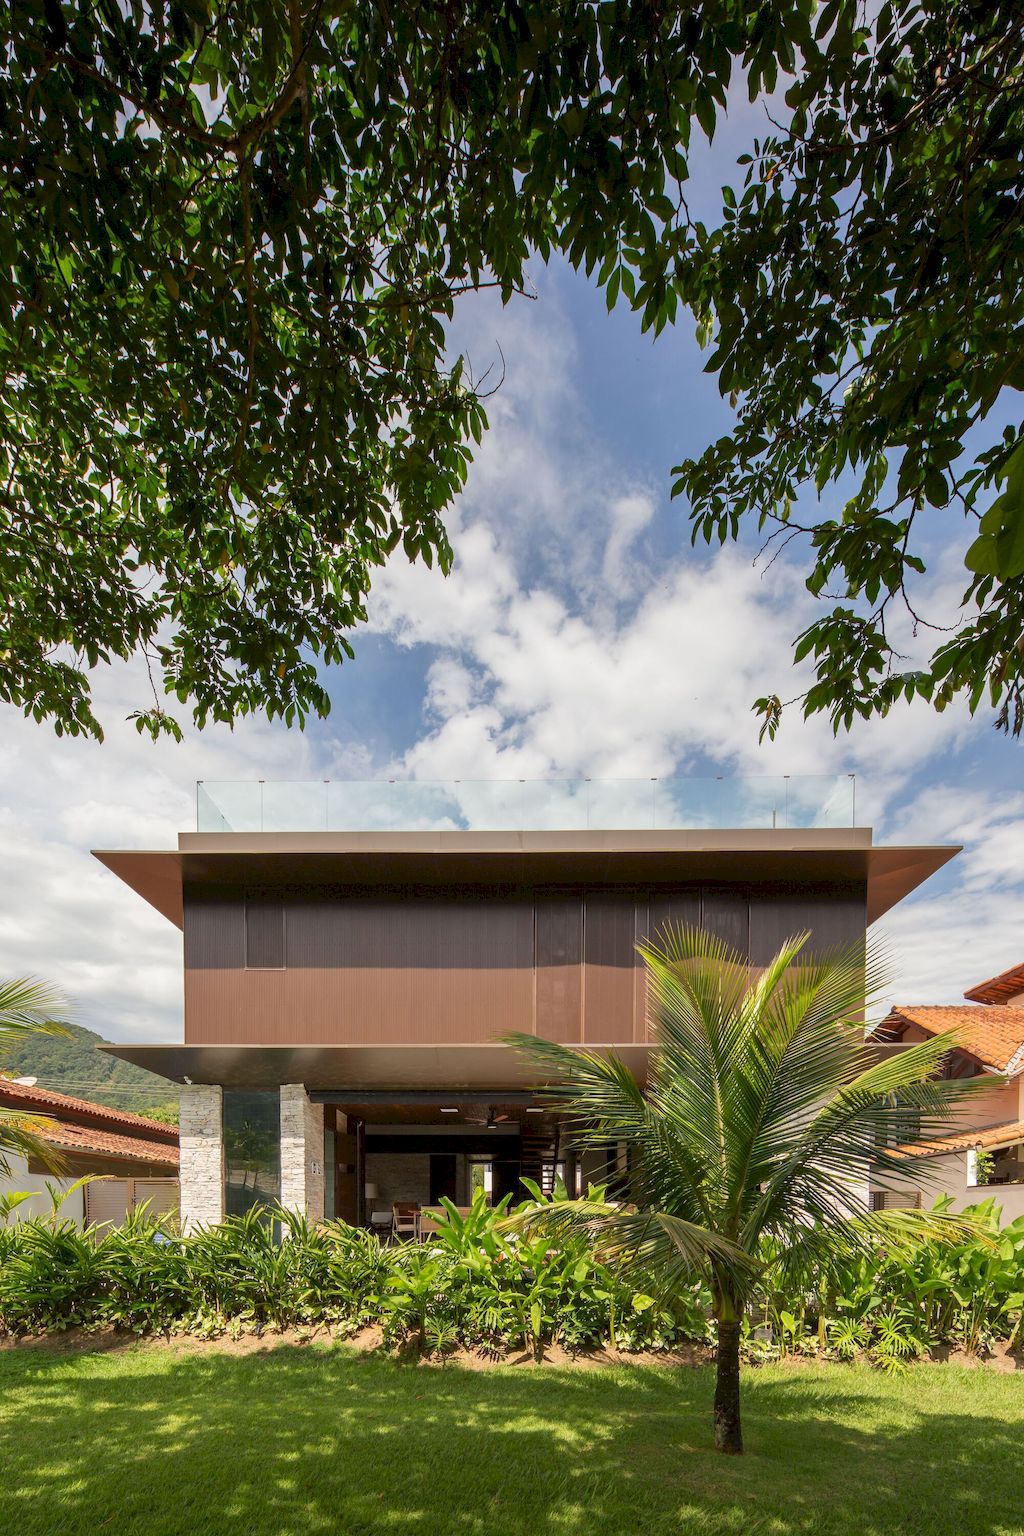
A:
[[323, 1126, 336, 1220], [223, 1090, 280, 1217]]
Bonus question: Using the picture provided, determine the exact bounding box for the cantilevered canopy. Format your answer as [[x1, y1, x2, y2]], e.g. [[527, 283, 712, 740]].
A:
[[93, 827, 959, 929], [98, 1041, 653, 1093]]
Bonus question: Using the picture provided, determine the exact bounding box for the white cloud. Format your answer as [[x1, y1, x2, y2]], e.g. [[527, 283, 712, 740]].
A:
[[602, 492, 656, 592], [0, 272, 1013, 1055], [369, 495, 973, 797], [424, 658, 480, 723], [875, 786, 1024, 1006]]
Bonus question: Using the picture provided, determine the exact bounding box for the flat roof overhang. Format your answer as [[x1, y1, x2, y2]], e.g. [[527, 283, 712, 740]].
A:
[[92, 828, 960, 929], [98, 1041, 653, 1093]]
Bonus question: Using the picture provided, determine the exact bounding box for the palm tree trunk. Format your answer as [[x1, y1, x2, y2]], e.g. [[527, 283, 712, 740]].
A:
[[714, 1317, 743, 1454]]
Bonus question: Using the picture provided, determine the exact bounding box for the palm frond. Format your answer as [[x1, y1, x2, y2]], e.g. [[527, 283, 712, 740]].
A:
[[505, 1032, 717, 1227], [502, 1033, 648, 1136], [0, 976, 71, 1052], [510, 926, 1001, 1319], [0, 1106, 65, 1177], [765, 1202, 998, 1289], [774, 1029, 995, 1189], [505, 1197, 754, 1291]]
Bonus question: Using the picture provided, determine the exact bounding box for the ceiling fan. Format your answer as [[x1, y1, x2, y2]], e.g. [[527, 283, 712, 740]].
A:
[[463, 1104, 515, 1129]]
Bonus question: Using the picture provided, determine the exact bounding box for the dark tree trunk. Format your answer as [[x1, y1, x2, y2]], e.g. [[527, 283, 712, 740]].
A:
[[714, 1317, 743, 1454]]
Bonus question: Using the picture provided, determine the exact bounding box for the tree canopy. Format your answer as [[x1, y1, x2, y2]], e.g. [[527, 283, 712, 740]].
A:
[[675, 2, 1024, 737], [2, 2, 1021, 739]]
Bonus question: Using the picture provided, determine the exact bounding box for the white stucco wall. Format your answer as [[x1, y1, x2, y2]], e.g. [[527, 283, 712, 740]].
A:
[[878, 1150, 1024, 1225], [0, 1153, 86, 1225], [921, 1152, 1024, 1224]]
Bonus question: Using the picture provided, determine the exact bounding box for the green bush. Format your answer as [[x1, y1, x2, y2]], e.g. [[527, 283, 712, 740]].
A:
[[2, 1192, 1022, 1365], [752, 1197, 1024, 1370], [0, 1193, 706, 1352]]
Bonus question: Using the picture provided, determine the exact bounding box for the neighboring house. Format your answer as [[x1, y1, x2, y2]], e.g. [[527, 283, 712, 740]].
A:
[[0, 1077, 179, 1226], [872, 962, 1024, 1222], [94, 775, 957, 1233]]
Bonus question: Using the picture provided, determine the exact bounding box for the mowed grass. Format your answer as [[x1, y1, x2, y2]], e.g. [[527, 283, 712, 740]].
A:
[[1, 1345, 1022, 1536]]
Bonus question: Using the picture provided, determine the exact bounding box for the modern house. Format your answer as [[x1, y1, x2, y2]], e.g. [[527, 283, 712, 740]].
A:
[[0, 1076, 179, 1225], [872, 961, 1024, 1222], [96, 775, 957, 1233]]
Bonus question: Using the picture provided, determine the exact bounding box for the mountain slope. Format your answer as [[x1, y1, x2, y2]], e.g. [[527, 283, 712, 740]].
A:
[[0, 1022, 179, 1123]]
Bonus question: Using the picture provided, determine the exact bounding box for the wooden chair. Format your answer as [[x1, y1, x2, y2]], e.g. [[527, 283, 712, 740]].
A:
[[392, 1202, 420, 1240], [418, 1206, 445, 1240]]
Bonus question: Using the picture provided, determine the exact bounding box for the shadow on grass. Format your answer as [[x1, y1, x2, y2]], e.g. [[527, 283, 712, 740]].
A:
[[0, 1346, 1020, 1536]]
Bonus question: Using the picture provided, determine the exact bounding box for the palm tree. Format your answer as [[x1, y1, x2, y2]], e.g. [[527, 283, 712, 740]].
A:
[[0, 976, 71, 1176], [508, 928, 993, 1455]]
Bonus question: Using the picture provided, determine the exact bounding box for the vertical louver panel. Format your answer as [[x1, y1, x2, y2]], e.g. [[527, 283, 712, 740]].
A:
[[245, 896, 285, 969]]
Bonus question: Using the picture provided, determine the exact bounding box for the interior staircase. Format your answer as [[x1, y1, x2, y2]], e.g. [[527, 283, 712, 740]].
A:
[[520, 1124, 560, 1194]]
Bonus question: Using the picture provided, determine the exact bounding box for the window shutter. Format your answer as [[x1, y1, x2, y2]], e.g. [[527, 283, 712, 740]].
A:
[[245, 897, 285, 968]]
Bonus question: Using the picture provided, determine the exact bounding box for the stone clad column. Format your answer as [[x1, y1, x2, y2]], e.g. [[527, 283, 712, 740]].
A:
[[179, 1084, 224, 1233], [280, 1083, 325, 1223]]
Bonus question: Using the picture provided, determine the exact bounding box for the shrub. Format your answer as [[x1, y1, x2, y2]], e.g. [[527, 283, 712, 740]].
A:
[[0, 1192, 701, 1352], [753, 1197, 1024, 1369], [2, 1191, 1022, 1366]]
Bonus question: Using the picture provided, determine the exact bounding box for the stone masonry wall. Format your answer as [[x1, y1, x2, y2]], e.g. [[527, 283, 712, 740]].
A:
[[280, 1083, 325, 1222], [179, 1084, 224, 1233], [364, 1151, 431, 1209]]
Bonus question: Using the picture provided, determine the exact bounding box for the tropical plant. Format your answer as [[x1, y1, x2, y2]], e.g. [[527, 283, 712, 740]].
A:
[[0, 977, 70, 1176], [507, 927, 995, 1453], [812, 1196, 1024, 1363], [4, 1186, 1024, 1372], [0, 1188, 702, 1350]]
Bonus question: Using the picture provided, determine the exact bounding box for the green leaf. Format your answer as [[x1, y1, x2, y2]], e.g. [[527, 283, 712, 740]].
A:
[[995, 512, 1024, 580], [965, 534, 1001, 577]]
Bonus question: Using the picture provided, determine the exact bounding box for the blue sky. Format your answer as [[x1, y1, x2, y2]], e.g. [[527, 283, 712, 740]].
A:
[[1, 190, 1022, 1053]]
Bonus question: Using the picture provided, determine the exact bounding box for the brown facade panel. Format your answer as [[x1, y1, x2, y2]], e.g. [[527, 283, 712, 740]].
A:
[[185, 963, 534, 1046], [582, 895, 641, 1044], [283, 896, 534, 972], [187, 893, 536, 1046], [534, 896, 583, 1043], [701, 888, 750, 956], [645, 893, 701, 948], [183, 895, 244, 970], [747, 889, 866, 965], [183, 883, 869, 1048], [245, 897, 285, 969], [632, 895, 649, 1042]]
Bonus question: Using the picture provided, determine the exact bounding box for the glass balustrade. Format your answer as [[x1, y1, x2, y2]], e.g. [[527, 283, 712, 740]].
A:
[[196, 775, 857, 833]]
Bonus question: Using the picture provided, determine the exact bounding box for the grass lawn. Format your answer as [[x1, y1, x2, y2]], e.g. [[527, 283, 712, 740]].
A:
[[1, 1344, 1021, 1536]]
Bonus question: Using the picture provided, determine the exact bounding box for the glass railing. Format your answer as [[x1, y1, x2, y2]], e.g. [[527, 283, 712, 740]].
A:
[[196, 775, 857, 833]]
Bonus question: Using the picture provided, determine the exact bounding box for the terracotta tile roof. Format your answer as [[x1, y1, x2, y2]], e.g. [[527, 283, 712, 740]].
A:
[[877, 1006, 1024, 1073], [964, 962, 1024, 1006], [910, 1119, 1024, 1156], [31, 1119, 179, 1167], [0, 1076, 177, 1139]]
